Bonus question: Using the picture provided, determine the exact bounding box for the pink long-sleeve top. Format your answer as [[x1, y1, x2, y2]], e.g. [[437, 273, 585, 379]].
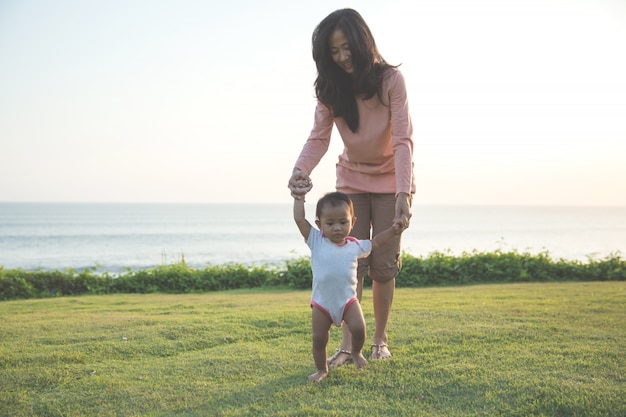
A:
[[294, 67, 415, 196]]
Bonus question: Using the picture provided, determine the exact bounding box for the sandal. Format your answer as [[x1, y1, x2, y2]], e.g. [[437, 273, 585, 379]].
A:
[[327, 349, 352, 368], [370, 343, 392, 360]]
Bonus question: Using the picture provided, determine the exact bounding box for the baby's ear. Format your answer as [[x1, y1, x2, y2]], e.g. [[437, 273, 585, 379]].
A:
[[315, 219, 321, 228], [351, 216, 357, 227]]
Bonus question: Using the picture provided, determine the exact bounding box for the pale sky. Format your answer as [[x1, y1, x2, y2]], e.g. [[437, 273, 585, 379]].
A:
[[1, 0, 625, 206]]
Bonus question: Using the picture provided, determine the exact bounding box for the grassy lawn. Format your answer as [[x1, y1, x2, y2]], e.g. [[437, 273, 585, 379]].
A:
[[1, 282, 624, 416]]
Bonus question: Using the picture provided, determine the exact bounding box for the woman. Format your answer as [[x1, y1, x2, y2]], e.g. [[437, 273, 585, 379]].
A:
[[289, 8, 415, 367]]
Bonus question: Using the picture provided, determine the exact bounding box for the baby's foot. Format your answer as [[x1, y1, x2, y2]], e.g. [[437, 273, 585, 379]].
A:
[[352, 352, 368, 370], [308, 369, 328, 382]]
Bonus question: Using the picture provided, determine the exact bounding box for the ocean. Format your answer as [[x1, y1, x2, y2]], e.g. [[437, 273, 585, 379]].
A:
[[0, 203, 624, 273]]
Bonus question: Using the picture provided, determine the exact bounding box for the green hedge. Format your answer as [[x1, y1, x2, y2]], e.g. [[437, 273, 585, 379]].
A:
[[1, 251, 624, 300]]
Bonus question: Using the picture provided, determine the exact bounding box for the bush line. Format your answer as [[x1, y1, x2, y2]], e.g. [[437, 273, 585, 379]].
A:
[[1, 250, 624, 300]]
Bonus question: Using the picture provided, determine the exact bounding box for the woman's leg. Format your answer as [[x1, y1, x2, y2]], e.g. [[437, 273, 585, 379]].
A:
[[371, 279, 394, 359], [369, 194, 401, 359]]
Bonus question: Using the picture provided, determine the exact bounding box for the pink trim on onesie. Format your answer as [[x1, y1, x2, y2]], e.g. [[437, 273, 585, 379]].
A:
[[311, 297, 358, 325], [320, 234, 358, 246]]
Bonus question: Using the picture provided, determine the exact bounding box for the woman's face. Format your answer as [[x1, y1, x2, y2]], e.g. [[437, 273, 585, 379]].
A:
[[329, 28, 353, 74]]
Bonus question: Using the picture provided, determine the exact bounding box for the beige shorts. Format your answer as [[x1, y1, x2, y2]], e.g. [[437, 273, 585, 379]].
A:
[[348, 193, 404, 283]]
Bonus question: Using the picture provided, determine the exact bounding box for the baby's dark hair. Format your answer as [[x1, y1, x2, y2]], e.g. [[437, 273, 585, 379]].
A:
[[316, 192, 354, 219]]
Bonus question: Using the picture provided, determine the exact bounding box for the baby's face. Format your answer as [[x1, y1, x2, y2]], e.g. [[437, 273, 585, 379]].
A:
[[316, 202, 355, 244]]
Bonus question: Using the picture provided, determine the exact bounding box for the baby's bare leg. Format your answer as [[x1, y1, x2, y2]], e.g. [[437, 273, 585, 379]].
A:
[[343, 301, 368, 370], [309, 307, 332, 382]]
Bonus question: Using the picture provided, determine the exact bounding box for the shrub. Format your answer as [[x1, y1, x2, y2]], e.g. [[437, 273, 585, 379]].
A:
[[0, 268, 37, 300], [0, 251, 624, 300], [275, 257, 312, 289]]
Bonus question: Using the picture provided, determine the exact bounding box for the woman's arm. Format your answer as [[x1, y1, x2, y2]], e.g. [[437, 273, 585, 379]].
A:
[[293, 101, 334, 175], [388, 69, 415, 197], [288, 101, 334, 198], [387, 70, 414, 228], [394, 192, 412, 230]]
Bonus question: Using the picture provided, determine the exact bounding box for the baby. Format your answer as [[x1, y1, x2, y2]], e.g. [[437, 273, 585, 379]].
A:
[[293, 190, 404, 382]]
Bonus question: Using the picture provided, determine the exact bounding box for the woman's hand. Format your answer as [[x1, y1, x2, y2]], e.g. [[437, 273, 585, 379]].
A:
[[288, 168, 313, 200], [393, 192, 412, 231]]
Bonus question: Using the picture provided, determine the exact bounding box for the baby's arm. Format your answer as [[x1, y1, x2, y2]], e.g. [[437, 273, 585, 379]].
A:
[[371, 221, 404, 251], [293, 197, 312, 240]]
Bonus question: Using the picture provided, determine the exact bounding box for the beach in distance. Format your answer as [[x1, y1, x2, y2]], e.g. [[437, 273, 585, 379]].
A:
[[0, 203, 625, 273]]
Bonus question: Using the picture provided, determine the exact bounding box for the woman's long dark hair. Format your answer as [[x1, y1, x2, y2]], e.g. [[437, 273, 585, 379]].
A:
[[312, 9, 395, 132]]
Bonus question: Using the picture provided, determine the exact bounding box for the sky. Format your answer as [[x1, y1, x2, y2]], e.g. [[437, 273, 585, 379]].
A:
[[1, 0, 625, 206]]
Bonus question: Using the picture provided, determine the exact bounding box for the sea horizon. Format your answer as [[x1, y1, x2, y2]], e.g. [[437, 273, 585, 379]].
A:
[[1, 202, 625, 273], [1, 201, 625, 207]]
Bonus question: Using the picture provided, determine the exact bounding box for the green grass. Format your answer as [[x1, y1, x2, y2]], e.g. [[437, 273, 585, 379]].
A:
[[1, 282, 624, 416]]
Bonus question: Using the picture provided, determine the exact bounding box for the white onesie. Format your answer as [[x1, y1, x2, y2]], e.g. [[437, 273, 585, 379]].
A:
[[306, 228, 372, 326]]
